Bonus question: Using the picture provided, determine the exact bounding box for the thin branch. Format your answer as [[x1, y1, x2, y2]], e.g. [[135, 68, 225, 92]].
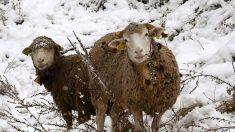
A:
[[189, 78, 199, 94], [46, 123, 66, 128], [0, 76, 48, 131], [193, 37, 204, 50], [163, 38, 168, 47], [14, 99, 48, 131], [232, 62, 235, 73], [181, 70, 235, 94], [72, 31, 89, 56], [61, 47, 75, 54], [8, 123, 24, 132], [67, 37, 110, 97], [203, 92, 214, 102], [83, 122, 98, 132], [206, 126, 235, 131]]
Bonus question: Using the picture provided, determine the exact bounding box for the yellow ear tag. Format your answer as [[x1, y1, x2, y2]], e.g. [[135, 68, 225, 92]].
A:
[[22, 48, 31, 56], [153, 34, 162, 42], [117, 43, 125, 51]]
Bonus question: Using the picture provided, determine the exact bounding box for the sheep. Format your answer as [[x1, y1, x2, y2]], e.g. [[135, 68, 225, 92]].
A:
[[89, 22, 180, 132], [22, 36, 95, 130]]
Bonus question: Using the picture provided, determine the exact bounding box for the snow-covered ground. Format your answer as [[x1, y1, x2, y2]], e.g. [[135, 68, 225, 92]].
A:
[[0, 0, 234, 131]]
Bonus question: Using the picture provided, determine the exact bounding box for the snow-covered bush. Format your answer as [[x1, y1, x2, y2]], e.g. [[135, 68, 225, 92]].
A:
[[0, 0, 24, 26]]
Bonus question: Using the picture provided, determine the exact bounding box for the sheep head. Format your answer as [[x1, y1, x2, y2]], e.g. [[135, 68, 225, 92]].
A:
[[22, 36, 63, 71], [108, 22, 167, 64]]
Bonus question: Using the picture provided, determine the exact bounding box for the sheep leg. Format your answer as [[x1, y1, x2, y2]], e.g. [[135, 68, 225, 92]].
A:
[[151, 113, 162, 132], [96, 103, 107, 132], [60, 105, 73, 130], [76, 98, 86, 124], [111, 106, 134, 132], [77, 107, 86, 124], [110, 104, 122, 131], [132, 110, 145, 132]]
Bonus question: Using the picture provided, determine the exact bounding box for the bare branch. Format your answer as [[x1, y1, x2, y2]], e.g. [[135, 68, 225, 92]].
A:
[[203, 92, 214, 102], [0, 76, 49, 131], [67, 37, 110, 97], [180, 70, 235, 93], [61, 47, 75, 54], [72, 31, 89, 56], [232, 62, 235, 73]]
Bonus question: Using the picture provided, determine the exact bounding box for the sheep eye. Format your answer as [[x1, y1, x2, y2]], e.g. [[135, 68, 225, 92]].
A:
[[124, 39, 128, 42], [145, 33, 149, 36]]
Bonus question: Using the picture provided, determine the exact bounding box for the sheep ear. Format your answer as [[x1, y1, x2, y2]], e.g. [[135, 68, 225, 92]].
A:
[[109, 31, 126, 51], [108, 39, 125, 49], [22, 47, 31, 56], [144, 23, 168, 38], [144, 23, 156, 30], [113, 31, 123, 38], [55, 44, 64, 52], [149, 27, 163, 37], [161, 32, 168, 38]]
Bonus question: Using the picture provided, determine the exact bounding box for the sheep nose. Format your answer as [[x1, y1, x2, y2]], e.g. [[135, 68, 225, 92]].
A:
[[134, 49, 143, 54], [37, 58, 44, 63]]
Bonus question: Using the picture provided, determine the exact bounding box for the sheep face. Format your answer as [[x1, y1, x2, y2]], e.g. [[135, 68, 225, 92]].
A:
[[22, 36, 63, 71], [108, 22, 167, 64], [31, 48, 55, 70], [122, 27, 151, 63]]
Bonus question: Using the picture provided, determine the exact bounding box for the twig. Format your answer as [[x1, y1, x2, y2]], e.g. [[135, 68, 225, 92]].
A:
[[4, 59, 17, 74], [163, 38, 168, 47], [72, 31, 89, 56], [0, 76, 49, 131], [192, 117, 235, 131], [95, 0, 107, 12], [181, 71, 235, 93], [61, 47, 75, 54], [8, 123, 24, 132], [15, 99, 48, 131], [199, 117, 235, 124], [85, 46, 93, 50], [189, 78, 199, 94], [84, 122, 98, 132], [232, 62, 235, 73], [67, 37, 110, 96], [194, 38, 204, 50], [46, 123, 66, 128], [206, 126, 235, 131], [203, 92, 214, 102]]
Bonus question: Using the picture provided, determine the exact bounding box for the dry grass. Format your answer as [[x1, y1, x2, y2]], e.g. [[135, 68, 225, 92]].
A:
[[217, 99, 235, 113], [176, 104, 203, 120]]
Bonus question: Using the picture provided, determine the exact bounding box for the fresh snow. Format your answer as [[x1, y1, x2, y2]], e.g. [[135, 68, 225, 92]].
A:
[[0, 0, 234, 131]]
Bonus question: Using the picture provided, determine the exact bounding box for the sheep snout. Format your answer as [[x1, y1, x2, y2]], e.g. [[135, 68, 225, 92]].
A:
[[37, 58, 44, 63], [134, 48, 143, 55], [31, 48, 55, 70]]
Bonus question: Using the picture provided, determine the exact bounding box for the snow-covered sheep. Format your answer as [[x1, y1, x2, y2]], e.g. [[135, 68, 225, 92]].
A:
[[22, 36, 95, 130], [89, 22, 180, 131]]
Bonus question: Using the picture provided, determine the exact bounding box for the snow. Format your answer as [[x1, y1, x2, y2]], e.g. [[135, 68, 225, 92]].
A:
[[0, 0, 235, 131]]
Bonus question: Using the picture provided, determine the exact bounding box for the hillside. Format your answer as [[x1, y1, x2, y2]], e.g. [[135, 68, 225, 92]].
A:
[[0, 0, 234, 131]]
